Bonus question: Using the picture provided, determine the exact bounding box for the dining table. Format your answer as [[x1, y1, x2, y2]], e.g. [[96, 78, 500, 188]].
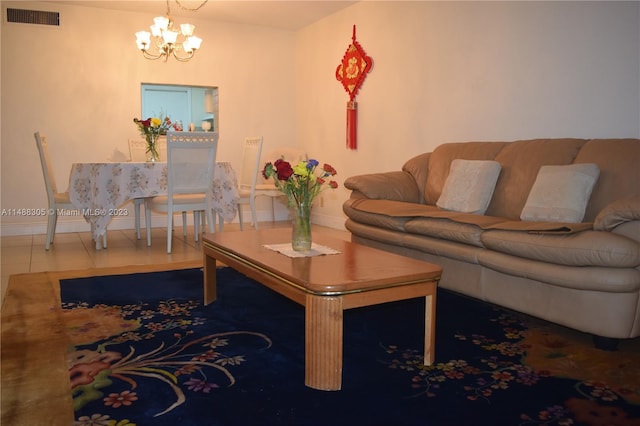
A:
[[68, 161, 239, 249]]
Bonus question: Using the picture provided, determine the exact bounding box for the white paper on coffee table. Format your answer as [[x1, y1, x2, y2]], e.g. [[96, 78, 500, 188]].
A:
[[263, 243, 341, 258]]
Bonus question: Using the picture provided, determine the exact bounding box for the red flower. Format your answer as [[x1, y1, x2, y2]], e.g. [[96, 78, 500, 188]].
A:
[[274, 159, 294, 181], [323, 164, 337, 176]]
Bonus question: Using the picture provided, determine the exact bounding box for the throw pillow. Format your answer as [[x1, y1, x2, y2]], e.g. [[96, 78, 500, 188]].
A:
[[436, 159, 502, 215], [520, 163, 600, 223]]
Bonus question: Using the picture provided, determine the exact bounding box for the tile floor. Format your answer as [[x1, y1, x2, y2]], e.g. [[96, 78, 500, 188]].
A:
[[1, 221, 351, 425], [1, 222, 349, 308]]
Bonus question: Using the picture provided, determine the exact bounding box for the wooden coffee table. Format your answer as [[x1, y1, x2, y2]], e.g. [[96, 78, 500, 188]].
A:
[[202, 228, 442, 391]]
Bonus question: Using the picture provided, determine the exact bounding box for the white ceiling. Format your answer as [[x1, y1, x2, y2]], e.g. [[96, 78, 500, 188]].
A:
[[52, 1, 358, 30]]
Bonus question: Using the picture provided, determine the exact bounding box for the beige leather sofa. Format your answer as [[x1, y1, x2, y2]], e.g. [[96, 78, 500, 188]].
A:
[[343, 138, 640, 349]]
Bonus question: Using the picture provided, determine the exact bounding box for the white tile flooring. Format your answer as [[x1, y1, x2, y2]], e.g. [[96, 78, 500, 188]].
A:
[[1, 222, 349, 307]]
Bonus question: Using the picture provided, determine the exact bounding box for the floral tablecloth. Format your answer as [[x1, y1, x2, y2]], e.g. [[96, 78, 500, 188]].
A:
[[69, 162, 239, 247]]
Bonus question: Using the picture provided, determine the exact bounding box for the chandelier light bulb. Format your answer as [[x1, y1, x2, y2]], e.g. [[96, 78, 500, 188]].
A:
[[162, 29, 179, 44], [149, 24, 162, 37], [135, 31, 151, 49], [188, 36, 202, 50], [180, 23, 195, 37], [153, 16, 170, 31], [182, 39, 192, 52]]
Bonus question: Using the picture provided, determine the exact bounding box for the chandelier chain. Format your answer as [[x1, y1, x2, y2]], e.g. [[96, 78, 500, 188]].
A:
[[174, 0, 209, 12]]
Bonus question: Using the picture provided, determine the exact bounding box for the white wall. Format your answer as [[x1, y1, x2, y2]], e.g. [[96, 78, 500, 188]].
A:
[[296, 1, 640, 228], [1, 0, 299, 234], [2, 1, 639, 235]]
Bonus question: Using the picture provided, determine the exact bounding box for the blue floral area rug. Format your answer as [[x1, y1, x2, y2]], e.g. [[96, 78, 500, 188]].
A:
[[60, 268, 640, 426]]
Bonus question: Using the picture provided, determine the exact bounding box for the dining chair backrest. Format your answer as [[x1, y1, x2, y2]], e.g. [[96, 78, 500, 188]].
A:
[[260, 146, 307, 182], [129, 137, 168, 162], [166, 139, 218, 197], [166, 131, 219, 145], [35, 131, 87, 249], [239, 137, 264, 192], [158, 137, 167, 160], [34, 132, 60, 199], [128, 138, 147, 162]]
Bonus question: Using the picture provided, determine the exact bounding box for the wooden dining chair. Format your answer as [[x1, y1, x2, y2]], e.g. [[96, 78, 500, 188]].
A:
[[34, 132, 107, 249], [128, 138, 147, 162], [128, 137, 169, 240], [234, 136, 264, 230], [144, 133, 218, 253], [128, 138, 149, 239]]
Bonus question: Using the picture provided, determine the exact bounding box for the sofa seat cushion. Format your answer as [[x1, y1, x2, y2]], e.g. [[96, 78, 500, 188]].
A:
[[404, 218, 485, 247], [345, 219, 483, 264], [481, 229, 640, 267], [347, 198, 593, 233], [478, 250, 640, 292], [342, 199, 413, 232], [348, 198, 509, 226]]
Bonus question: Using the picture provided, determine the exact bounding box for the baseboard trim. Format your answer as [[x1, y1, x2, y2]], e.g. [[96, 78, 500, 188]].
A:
[[1, 209, 346, 236]]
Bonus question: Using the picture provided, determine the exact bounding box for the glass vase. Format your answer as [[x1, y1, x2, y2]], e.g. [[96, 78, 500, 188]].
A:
[[291, 201, 312, 252], [146, 133, 160, 162]]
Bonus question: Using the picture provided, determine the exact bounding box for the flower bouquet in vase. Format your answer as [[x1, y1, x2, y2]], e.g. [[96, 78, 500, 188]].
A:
[[133, 115, 178, 162], [262, 158, 338, 251]]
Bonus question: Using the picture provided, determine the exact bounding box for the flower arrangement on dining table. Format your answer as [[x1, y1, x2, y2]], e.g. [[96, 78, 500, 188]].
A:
[[262, 158, 338, 251], [133, 116, 179, 161]]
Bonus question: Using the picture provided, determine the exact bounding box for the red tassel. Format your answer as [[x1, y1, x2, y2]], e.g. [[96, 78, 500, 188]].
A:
[[347, 101, 357, 150]]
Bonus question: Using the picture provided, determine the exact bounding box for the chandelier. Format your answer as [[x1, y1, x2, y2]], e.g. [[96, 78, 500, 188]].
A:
[[135, 0, 208, 62]]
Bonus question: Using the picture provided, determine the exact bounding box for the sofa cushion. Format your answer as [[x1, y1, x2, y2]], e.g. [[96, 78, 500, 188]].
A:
[[478, 250, 640, 292], [594, 197, 640, 232], [521, 163, 600, 223], [343, 171, 421, 203], [348, 198, 593, 234], [486, 138, 587, 219], [436, 159, 501, 215], [481, 229, 640, 268], [424, 141, 508, 206], [405, 217, 485, 247], [342, 198, 414, 232], [402, 152, 431, 202], [572, 139, 640, 221]]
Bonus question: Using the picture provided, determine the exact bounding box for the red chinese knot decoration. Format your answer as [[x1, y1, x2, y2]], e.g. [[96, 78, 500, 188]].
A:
[[336, 25, 372, 150]]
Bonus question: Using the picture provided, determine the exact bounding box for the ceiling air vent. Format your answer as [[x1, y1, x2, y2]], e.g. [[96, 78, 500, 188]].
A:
[[6, 8, 59, 26]]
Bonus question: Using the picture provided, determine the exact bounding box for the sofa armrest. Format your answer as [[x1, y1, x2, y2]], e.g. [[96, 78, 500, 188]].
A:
[[344, 171, 422, 203], [594, 197, 640, 231]]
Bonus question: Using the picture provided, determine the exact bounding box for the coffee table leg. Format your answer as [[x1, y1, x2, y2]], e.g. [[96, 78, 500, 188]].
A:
[[203, 254, 217, 305], [424, 292, 436, 365], [305, 295, 343, 391]]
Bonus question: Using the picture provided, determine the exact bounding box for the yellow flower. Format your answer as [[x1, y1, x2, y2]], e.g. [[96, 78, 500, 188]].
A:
[[292, 161, 311, 177], [150, 117, 162, 127]]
